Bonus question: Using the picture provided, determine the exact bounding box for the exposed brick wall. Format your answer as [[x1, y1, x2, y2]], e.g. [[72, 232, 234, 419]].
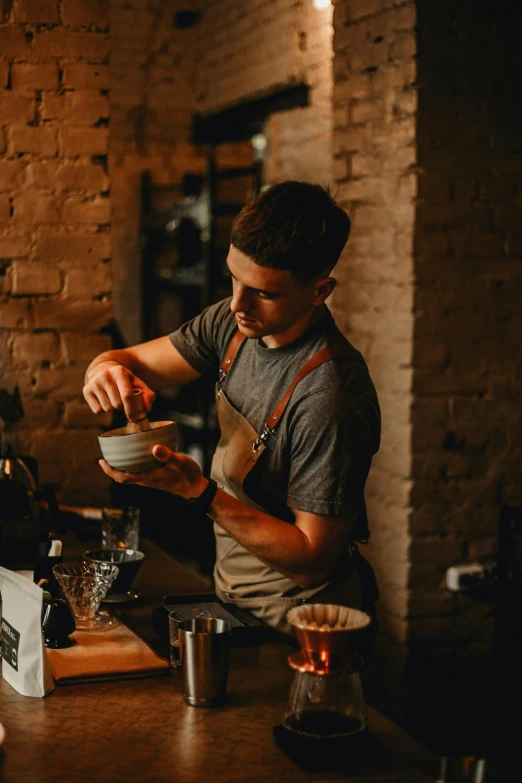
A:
[[406, 0, 522, 739], [197, 0, 334, 186], [333, 0, 522, 737], [110, 1, 255, 347], [330, 0, 418, 716], [0, 0, 112, 504], [110, 0, 206, 347]]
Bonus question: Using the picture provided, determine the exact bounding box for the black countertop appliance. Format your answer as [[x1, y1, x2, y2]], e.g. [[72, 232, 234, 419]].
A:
[[0, 444, 59, 570]]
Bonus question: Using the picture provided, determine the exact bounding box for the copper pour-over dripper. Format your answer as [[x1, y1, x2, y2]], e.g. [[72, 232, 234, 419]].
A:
[[286, 604, 372, 675]]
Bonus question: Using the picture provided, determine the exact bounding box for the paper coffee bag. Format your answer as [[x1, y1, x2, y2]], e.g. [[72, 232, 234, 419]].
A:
[[0, 566, 54, 697]]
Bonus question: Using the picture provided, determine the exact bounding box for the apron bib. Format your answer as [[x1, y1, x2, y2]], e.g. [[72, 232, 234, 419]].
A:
[[211, 331, 363, 635]]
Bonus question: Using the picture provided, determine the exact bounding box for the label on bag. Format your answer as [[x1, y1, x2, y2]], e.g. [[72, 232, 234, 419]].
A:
[[0, 566, 54, 697], [2, 618, 20, 671]]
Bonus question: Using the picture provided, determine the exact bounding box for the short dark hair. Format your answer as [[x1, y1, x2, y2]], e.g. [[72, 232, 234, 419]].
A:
[[230, 181, 351, 284]]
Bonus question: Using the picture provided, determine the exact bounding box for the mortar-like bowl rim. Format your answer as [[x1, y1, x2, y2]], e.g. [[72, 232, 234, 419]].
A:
[[99, 420, 176, 438]]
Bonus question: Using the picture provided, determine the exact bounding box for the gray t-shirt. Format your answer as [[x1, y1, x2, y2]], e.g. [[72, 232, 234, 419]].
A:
[[169, 298, 380, 539]]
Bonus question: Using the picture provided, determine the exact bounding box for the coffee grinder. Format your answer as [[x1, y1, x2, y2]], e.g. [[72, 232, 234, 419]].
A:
[[274, 603, 373, 770]]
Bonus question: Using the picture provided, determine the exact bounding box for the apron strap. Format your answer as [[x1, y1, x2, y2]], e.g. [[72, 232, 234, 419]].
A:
[[252, 344, 355, 453], [219, 330, 245, 379], [217, 328, 356, 454], [268, 345, 354, 427]]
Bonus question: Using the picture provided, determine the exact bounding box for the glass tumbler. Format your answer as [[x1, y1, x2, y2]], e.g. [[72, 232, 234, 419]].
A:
[[102, 506, 140, 550]]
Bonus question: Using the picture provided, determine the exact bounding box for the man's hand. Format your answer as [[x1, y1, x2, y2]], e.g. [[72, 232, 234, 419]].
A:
[[83, 360, 156, 421], [99, 445, 208, 499], [83, 337, 202, 421]]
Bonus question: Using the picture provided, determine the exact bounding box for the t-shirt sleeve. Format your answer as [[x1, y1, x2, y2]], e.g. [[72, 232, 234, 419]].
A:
[[169, 298, 235, 376], [285, 383, 380, 518]]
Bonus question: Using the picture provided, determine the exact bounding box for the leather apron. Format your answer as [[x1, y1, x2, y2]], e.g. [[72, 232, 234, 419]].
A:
[[211, 331, 363, 636]]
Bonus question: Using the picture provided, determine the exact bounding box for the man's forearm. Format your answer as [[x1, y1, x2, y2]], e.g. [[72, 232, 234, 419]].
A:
[[97, 446, 352, 586], [206, 489, 328, 588]]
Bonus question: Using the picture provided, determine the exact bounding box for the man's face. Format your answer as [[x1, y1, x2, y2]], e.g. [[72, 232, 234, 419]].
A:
[[226, 246, 331, 348]]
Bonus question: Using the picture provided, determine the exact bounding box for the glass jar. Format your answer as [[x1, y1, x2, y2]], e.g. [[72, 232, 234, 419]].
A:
[[283, 668, 368, 739]]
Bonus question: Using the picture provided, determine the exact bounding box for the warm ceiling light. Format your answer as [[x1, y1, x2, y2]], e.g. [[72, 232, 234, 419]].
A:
[[251, 133, 267, 152], [313, 0, 331, 9]]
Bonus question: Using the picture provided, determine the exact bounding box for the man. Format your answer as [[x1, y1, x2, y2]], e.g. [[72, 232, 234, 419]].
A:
[[83, 181, 381, 635]]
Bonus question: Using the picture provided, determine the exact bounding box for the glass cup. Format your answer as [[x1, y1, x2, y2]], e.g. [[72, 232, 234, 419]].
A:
[[168, 608, 214, 669], [168, 609, 184, 669], [102, 506, 140, 550]]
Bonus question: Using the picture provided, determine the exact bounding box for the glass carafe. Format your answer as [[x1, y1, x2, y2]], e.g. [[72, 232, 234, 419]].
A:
[[283, 665, 368, 739], [275, 604, 374, 770]]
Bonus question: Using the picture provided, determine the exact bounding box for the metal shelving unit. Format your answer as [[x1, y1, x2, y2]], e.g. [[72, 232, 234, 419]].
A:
[[137, 155, 262, 574]]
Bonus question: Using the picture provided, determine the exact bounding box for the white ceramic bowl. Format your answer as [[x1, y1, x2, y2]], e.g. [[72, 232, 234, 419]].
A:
[[98, 420, 178, 473]]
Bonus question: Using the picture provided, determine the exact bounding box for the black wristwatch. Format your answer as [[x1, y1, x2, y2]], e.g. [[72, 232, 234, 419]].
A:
[[185, 478, 219, 515]]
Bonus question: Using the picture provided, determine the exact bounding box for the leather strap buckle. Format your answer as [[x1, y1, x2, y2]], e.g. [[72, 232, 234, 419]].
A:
[[252, 423, 276, 453], [217, 368, 227, 393]]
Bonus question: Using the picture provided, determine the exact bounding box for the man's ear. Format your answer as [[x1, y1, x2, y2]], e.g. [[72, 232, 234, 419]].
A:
[[313, 277, 336, 304]]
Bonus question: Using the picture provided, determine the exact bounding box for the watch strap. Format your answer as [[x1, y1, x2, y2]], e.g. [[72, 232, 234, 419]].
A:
[[185, 478, 218, 515]]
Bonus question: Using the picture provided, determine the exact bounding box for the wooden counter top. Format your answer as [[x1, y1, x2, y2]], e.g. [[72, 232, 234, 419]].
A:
[[0, 536, 436, 782]]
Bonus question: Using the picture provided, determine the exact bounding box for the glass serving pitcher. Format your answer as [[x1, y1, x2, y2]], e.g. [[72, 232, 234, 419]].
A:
[[282, 603, 371, 742], [274, 603, 375, 771], [283, 658, 367, 739]]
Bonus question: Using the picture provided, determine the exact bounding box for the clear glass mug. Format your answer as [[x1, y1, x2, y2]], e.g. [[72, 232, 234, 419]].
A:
[[101, 506, 140, 550]]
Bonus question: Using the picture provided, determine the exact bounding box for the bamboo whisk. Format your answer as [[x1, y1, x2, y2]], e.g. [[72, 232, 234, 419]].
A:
[[125, 388, 151, 434]]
